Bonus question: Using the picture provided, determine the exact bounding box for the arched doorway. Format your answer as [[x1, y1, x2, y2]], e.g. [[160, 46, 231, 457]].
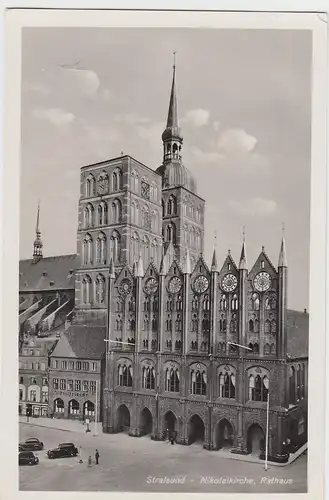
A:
[[116, 404, 131, 433], [83, 401, 95, 420], [188, 414, 205, 445], [53, 398, 64, 415], [163, 410, 177, 438], [215, 419, 234, 450], [68, 399, 80, 419], [139, 407, 153, 436], [247, 423, 265, 456]]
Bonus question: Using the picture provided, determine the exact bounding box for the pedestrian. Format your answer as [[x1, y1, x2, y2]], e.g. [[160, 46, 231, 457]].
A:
[[88, 455, 92, 467], [95, 449, 100, 465], [166, 428, 170, 443]]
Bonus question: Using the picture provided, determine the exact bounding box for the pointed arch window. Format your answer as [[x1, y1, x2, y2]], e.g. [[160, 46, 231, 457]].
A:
[[142, 366, 155, 389], [111, 199, 122, 223], [131, 232, 139, 262], [219, 370, 236, 399], [85, 174, 95, 197], [118, 364, 132, 387], [143, 235, 150, 264], [131, 201, 137, 225], [112, 168, 122, 192], [231, 294, 238, 310], [84, 203, 94, 228], [165, 367, 179, 392], [230, 314, 237, 333], [252, 293, 260, 311], [110, 230, 121, 263], [82, 275, 92, 304], [83, 234, 93, 265], [167, 195, 177, 216], [151, 210, 158, 233], [192, 295, 199, 311], [265, 319, 271, 333], [150, 239, 158, 262], [97, 201, 108, 226], [249, 372, 268, 402], [219, 313, 226, 332], [166, 223, 176, 244], [191, 369, 207, 396], [203, 295, 210, 311], [220, 294, 227, 311], [95, 274, 106, 304], [131, 170, 138, 192], [96, 232, 107, 264]]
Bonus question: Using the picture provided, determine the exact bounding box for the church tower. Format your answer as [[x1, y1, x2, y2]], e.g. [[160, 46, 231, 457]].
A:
[[156, 56, 205, 271], [33, 202, 43, 263]]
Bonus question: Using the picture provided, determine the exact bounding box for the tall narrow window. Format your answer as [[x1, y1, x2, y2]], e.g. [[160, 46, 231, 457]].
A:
[[95, 274, 106, 304], [111, 231, 121, 263]]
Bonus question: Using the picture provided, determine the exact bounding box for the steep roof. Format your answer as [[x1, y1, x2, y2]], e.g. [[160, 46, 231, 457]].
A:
[[287, 309, 309, 359], [50, 324, 106, 360], [19, 254, 77, 292]]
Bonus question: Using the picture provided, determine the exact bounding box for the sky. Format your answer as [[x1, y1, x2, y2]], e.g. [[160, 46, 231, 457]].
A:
[[20, 28, 312, 311]]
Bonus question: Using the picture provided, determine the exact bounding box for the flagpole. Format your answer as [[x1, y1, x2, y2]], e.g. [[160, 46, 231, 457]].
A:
[[94, 379, 98, 436], [265, 392, 269, 470]]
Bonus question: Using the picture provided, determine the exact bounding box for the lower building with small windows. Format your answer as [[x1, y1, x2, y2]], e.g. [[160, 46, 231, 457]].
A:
[[48, 325, 104, 421], [19, 338, 51, 416]]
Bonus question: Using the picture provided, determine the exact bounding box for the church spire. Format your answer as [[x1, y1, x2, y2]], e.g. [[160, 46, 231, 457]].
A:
[[162, 53, 183, 159], [33, 201, 43, 262], [239, 226, 247, 270], [166, 52, 179, 130], [278, 223, 288, 268], [211, 231, 218, 271]]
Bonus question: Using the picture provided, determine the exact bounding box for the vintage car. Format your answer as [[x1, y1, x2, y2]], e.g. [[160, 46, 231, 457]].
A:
[[47, 442, 78, 459], [19, 451, 39, 466], [19, 438, 44, 451]]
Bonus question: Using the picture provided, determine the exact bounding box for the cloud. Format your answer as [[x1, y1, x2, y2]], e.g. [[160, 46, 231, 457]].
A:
[[59, 68, 100, 96], [26, 82, 51, 96], [136, 121, 164, 145], [213, 120, 221, 132], [182, 108, 210, 127], [218, 128, 257, 154], [113, 113, 151, 126], [102, 88, 112, 101], [32, 108, 75, 127], [229, 197, 277, 217], [191, 147, 224, 164]]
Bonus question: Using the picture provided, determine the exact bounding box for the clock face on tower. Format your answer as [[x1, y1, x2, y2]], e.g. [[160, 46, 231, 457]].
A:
[[119, 278, 132, 296], [144, 278, 158, 295], [168, 276, 182, 294], [193, 275, 209, 294], [254, 272, 271, 292], [221, 273, 238, 292]]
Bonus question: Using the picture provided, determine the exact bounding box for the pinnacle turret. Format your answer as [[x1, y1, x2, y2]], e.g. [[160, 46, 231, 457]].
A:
[[33, 201, 43, 262]]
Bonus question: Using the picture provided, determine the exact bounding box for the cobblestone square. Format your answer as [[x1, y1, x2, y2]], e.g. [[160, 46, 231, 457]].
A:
[[19, 422, 307, 493]]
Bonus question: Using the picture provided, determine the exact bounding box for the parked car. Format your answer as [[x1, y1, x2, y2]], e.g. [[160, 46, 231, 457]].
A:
[[19, 451, 39, 466], [19, 438, 44, 451], [47, 443, 78, 459]]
